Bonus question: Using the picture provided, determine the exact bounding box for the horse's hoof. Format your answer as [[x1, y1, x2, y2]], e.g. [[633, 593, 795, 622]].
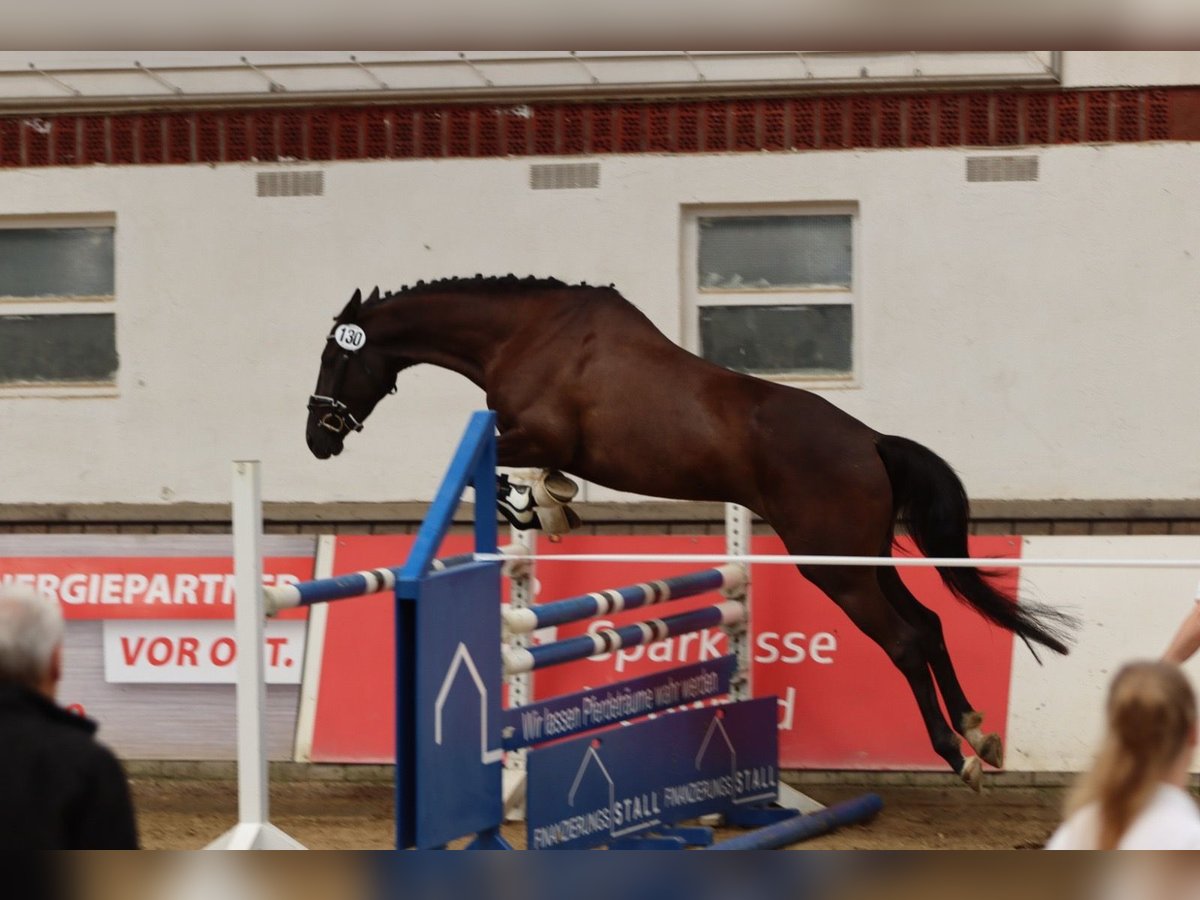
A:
[[960, 756, 983, 792], [534, 502, 581, 538], [977, 733, 1004, 769], [960, 711, 1003, 769], [546, 506, 581, 543], [564, 506, 583, 530], [535, 471, 579, 506]]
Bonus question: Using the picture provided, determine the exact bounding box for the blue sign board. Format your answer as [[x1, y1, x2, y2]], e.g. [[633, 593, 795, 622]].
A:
[[502, 656, 736, 750], [414, 561, 504, 848], [526, 697, 780, 850]]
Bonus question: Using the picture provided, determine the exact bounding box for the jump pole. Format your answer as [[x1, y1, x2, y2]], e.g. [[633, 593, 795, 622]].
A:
[[207, 460, 305, 850], [708, 793, 883, 850]]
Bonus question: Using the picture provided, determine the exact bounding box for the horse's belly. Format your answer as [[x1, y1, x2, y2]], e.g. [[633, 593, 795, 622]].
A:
[[573, 426, 749, 504]]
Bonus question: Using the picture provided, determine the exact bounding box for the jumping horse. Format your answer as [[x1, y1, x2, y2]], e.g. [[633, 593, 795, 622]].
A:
[[305, 275, 1074, 789]]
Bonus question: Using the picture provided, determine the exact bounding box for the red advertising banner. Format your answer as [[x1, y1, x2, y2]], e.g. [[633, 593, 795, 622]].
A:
[[308, 534, 421, 763], [309, 534, 1018, 769], [0, 557, 313, 620]]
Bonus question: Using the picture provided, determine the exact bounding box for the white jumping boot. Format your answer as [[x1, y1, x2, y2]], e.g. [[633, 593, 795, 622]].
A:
[[496, 470, 581, 537]]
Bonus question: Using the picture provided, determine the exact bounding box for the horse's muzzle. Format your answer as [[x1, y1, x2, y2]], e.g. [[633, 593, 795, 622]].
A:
[[306, 420, 346, 459]]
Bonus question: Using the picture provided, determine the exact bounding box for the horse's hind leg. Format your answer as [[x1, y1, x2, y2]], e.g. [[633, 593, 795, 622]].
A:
[[798, 563, 984, 790], [876, 565, 1004, 769]]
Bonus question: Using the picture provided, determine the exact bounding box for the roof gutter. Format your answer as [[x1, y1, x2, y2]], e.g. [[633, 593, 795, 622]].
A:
[[0, 73, 1065, 116]]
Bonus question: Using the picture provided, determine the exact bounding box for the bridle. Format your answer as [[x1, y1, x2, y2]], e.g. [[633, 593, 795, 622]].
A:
[[308, 347, 364, 436], [307, 326, 396, 436]]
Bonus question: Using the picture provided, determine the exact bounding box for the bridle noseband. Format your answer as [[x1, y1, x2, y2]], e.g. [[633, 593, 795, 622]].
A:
[[308, 326, 395, 437]]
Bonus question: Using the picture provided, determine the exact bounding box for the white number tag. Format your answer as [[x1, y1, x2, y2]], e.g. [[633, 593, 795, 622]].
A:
[[333, 324, 366, 351]]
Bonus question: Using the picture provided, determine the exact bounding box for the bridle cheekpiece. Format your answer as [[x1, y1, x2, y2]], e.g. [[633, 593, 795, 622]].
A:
[[308, 323, 369, 436]]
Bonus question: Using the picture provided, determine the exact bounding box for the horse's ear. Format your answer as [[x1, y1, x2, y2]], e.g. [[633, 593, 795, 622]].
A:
[[367, 286, 381, 305], [336, 288, 362, 322]]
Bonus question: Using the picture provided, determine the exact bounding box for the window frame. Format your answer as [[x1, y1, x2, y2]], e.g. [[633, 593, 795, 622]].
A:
[[0, 213, 118, 397], [681, 202, 861, 388]]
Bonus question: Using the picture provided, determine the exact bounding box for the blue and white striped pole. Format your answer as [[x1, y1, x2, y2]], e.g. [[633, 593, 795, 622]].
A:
[[501, 564, 745, 635], [263, 566, 402, 615], [502, 600, 746, 675], [263, 550, 504, 615]]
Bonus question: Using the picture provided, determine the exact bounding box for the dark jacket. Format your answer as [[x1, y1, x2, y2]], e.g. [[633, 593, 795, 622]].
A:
[[0, 682, 138, 849]]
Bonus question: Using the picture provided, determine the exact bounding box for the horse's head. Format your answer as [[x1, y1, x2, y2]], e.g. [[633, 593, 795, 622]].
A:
[[306, 287, 397, 459]]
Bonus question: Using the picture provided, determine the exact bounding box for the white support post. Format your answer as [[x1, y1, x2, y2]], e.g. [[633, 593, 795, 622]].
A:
[[723, 504, 752, 702], [207, 461, 305, 850], [502, 523, 536, 820], [292, 535, 335, 763], [724, 503, 823, 815]]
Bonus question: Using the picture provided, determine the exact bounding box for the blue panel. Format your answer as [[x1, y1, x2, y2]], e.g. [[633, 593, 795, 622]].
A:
[[526, 697, 780, 850], [414, 561, 504, 848], [502, 656, 736, 750]]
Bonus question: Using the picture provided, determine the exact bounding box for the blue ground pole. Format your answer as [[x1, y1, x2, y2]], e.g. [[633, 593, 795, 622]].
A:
[[707, 794, 884, 850]]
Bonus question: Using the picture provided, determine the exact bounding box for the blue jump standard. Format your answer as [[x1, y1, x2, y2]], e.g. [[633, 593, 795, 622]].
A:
[[268, 410, 883, 849]]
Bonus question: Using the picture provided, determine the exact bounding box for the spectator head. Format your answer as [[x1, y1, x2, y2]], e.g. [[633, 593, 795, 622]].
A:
[[0, 584, 64, 698], [1069, 660, 1198, 849], [1106, 660, 1197, 764]]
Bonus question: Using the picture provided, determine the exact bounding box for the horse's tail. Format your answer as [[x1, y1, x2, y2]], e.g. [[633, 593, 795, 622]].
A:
[[875, 434, 1074, 656]]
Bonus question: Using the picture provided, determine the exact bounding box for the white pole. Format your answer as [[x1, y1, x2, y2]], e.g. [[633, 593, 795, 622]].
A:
[[502, 524, 535, 821], [292, 535, 335, 763], [723, 504, 751, 703], [233, 460, 269, 829], [722, 504, 825, 817], [475, 553, 1200, 570], [207, 461, 304, 849]]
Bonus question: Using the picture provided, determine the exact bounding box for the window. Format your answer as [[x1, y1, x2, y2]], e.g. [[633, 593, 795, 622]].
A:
[[684, 206, 857, 382], [0, 217, 117, 390]]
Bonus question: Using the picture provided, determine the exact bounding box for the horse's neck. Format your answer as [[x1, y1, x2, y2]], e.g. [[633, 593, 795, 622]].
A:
[[369, 291, 523, 387]]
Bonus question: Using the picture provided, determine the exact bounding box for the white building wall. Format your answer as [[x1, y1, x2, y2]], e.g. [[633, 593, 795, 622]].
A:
[[1, 138, 1199, 506], [1007, 536, 1200, 772], [1063, 51, 1200, 87]]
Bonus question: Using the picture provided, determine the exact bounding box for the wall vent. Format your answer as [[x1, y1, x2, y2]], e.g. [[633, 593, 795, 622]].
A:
[[966, 156, 1039, 183], [256, 170, 324, 197], [530, 162, 600, 190]]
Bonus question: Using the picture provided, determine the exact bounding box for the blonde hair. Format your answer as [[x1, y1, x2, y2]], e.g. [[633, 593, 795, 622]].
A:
[[0, 583, 64, 690], [1066, 660, 1197, 850]]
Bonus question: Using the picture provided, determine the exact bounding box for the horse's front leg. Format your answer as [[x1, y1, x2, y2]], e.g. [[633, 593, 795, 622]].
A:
[[494, 423, 568, 470], [494, 427, 581, 536]]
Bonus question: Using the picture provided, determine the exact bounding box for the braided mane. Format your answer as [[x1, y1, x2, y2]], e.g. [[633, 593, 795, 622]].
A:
[[366, 274, 610, 308]]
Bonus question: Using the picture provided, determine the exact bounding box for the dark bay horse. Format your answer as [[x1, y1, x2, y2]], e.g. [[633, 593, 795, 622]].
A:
[[305, 275, 1074, 789]]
